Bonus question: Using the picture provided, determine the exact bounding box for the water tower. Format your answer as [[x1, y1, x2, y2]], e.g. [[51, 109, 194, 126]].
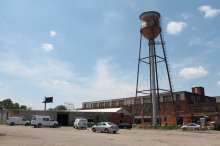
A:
[[135, 11, 177, 126]]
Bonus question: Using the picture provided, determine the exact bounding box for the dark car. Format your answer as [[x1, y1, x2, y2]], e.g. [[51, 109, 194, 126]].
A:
[[118, 123, 132, 129]]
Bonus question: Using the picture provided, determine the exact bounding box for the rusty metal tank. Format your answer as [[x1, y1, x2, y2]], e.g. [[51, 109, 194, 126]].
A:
[[139, 11, 161, 40]]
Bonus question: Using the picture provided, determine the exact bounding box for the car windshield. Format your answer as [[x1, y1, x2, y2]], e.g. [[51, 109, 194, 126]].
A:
[[96, 123, 101, 126], [188, 123, 196, 126], [31, 117, 36, 120], [106, 122, 115, 125]]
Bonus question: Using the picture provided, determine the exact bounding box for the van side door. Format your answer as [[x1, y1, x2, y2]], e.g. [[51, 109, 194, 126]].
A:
[[43, 117, 50, 126]]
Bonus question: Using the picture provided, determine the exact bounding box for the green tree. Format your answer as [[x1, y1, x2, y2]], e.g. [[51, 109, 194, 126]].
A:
[[54, 105, 67, 110], [1, 98, 14, 109], [14, 103, 20, 109], [0, 101, 3, 110], [20, 105, 27, 110]]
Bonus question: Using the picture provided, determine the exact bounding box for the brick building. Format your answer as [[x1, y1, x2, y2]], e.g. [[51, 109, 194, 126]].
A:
[[83, 87, 220, 125]]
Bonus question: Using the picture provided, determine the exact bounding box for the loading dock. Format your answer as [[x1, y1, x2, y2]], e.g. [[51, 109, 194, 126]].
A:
[[57, 113, 69, 126]]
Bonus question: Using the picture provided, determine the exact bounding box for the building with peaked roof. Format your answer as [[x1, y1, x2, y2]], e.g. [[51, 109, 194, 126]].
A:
[[0, 107, 132, 126]]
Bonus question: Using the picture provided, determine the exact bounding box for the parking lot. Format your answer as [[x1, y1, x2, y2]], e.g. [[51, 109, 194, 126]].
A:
[[0, 125, 220, 146]]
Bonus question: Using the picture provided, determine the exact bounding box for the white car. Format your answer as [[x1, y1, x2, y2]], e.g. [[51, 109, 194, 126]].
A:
[[6, 117, 30, 126], [73, 118, 87, 129], [31, 115, 59, 128], [181, 123, 201, 131], [92, 122, 119, 134]]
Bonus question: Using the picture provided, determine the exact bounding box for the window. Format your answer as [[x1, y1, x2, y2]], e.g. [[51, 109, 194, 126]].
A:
[[163, 96, 171, 102], [176, 94, 180, 101], [143, 97, 150, 103], [126, 99, 131, 105], [176, 104, 181, 111], [93, 103, 97, 108], [112, 101, 117, 107], [135, 98, 141, 104], [191, 96, 196, 104], [105, 102, 110, 107], [31, 117, 36, 120], [119, 100, 124, 106], [99, 102, 104, 108], [43, 118, 49, 121]]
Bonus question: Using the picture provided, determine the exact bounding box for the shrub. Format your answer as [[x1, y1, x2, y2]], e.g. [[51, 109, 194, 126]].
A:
[[214, 123, 220, 131], [132, 124, 179, 130], [87, 122, 95, 128]]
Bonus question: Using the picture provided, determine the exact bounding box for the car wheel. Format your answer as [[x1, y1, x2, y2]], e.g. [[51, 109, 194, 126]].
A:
[[105, 128, 109, 133], [10, 122, 14, 126], [53, 124, 57, 128], [92, 128, 96, 132], [34, 125, 37, 128], [113, 131, 116, 134], [182, 128, 186, 131], [38, 123, 42, 128]]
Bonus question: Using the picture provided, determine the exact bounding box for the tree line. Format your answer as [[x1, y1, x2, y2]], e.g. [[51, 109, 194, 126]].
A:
[[0, 98, 68, 110], [0, 98, 27, 110], [0, 98, 67, 110]]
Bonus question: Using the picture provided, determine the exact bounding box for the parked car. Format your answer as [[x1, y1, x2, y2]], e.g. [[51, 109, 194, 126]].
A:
[[73, 118, 87, 129], [181, 123, 201, 131], [92, 122, 119, 134], [31, 115, 59, 128], [6, 116, 30, 126], [118, 123, 132, 129]]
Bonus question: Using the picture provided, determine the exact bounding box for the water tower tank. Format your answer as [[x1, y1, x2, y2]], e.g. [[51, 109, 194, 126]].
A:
[[139, 11, 161, 40]]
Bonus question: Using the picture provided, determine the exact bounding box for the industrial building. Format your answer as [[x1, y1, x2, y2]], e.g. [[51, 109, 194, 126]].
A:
[[82, 87, 220, 125], [0, 108, 132, 126]]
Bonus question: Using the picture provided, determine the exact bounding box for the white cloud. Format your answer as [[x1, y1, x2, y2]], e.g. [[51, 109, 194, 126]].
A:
[[198, 5, 220, 18], [181, 13, 191, 20], [167, 21, 187, 35], [0, 54, 135, 108], [217, 81, 220, 86], [50, 30, 56, 37], [88, 58, 135, 98], [41, 43, 54, 52], [0, 57, 73, 81], [179, 66, 208, 79]]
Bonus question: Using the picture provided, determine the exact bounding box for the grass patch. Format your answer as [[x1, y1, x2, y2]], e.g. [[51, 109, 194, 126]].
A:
[[132, 124, 180, 130]]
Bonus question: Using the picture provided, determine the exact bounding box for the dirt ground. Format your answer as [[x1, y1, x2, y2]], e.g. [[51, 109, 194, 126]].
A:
[[0, 125, 219, 146]]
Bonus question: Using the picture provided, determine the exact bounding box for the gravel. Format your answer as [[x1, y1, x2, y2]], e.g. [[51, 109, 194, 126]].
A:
[[0, 125, 219, 146]]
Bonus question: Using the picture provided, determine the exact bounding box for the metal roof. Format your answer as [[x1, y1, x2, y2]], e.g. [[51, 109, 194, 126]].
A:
[[77, 108, 130, 115]]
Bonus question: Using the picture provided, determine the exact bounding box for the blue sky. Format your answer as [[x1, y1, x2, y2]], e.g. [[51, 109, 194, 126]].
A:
[[0, 0, 220, 109]]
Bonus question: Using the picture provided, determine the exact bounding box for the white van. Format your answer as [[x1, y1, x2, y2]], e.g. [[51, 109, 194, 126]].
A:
[[6, 117, 30, 126], [31, 115, 59, 128], [73, 118, 87, 129]]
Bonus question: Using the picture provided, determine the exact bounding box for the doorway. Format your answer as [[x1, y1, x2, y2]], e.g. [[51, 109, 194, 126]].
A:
[[57, 113, 69, 126]]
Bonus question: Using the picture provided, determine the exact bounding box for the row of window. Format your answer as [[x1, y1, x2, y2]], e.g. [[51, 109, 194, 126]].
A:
[[83, 94, 181, 108]]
